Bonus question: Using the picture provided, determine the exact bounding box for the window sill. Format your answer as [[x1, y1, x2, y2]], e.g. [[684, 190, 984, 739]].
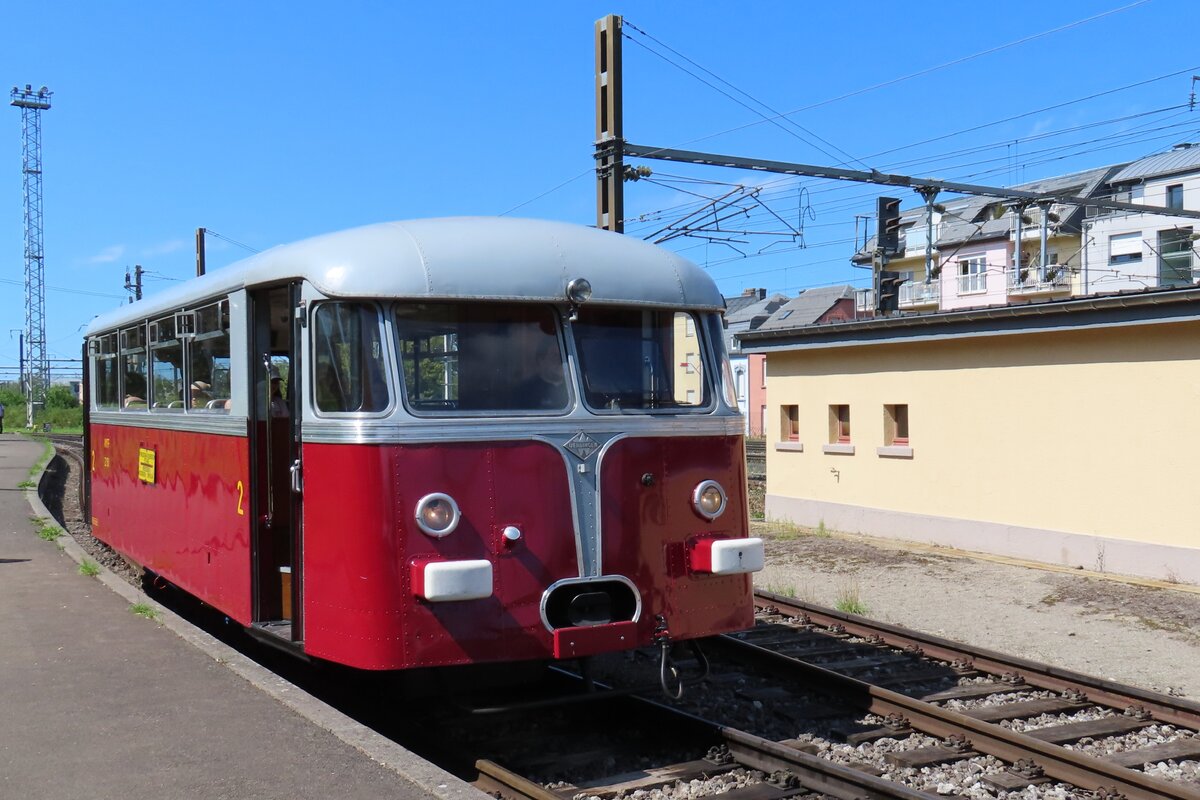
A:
[[822, 443, 855, 455], [775, 441, 804, 452], [877, 445, 914, 458]]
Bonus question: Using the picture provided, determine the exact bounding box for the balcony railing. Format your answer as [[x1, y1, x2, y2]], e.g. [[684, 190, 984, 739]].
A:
[[957, 273, 987, 295], [1007, 265, 1071, 294], [898, 280, 939, 308]]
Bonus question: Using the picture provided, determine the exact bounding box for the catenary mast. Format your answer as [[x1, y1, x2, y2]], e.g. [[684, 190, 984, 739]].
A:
[[11, 84, 51, 428]]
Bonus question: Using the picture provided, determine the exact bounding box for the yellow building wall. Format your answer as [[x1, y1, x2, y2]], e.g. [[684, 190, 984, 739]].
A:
[[673, 313, 703, 404], [765, 320, 1200, 581]]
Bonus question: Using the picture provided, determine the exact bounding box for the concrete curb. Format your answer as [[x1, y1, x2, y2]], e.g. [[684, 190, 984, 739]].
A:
[[25, 449, 489, 800]]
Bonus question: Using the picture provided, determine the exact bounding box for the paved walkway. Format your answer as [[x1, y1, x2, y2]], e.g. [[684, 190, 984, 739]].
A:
[[0, 434, 478, 800]]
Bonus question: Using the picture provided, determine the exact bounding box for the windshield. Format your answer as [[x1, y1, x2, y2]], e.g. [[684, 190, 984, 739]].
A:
[[394, 302, 569, 415], [571, 307, 710, 412]]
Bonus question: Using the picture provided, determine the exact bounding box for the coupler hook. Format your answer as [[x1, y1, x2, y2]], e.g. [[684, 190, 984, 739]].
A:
[[654, 615, 684, 700]]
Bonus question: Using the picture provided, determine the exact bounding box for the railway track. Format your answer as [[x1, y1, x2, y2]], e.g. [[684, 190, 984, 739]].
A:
[[472, 594, 1200, 800], [40, 441, 1199, 798]]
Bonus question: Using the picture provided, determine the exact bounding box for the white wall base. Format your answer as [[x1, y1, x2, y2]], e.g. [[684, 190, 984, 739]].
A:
[[766, 494, 1200, 586]]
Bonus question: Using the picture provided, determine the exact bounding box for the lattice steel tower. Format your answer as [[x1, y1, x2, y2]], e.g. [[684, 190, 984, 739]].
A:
[[11, 84, 51, 425]]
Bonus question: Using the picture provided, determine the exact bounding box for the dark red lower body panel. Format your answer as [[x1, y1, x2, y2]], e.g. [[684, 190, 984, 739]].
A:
[[89, 423, 252, 624], [88, 427, 754, 671]]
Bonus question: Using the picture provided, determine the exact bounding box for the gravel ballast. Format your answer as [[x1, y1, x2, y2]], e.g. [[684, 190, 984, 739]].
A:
[[753, 520, 1200, 699]]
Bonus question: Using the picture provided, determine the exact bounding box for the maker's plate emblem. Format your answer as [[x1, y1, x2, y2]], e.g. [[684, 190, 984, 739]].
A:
[[564, 431, 600, 461]]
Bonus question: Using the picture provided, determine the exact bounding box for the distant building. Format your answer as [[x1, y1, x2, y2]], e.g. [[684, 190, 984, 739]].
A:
[[724, 289, 788, 436], [852, 166, 1117, 315], [1082, 143, 1200, 294], [742, 287, 1200, 585]]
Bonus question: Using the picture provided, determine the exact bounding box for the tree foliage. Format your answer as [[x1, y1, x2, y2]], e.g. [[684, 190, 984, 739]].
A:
[[45, 384, 79, 409]]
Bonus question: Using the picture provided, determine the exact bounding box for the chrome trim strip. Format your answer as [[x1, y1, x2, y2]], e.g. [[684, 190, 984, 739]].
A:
[[538, 575, 643, 633], [301, 414, 743, 445], [89, 411, 247, 437], [592, 433, 632, 577], [531, 430, 624, 579], [532, 438, 588, 577]]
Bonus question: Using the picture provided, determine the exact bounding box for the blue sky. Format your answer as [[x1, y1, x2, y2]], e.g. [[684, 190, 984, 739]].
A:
[[2, 0, 1197, 379]]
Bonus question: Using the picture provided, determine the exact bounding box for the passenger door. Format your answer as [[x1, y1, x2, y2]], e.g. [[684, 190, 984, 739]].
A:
[[248, 283, 303, 642]]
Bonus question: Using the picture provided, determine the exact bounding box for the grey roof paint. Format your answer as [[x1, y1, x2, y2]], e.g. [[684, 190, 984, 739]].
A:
[[86, 217, 724, 335], [755, 285, 854, 331], [1111, 144, 1200, 183]]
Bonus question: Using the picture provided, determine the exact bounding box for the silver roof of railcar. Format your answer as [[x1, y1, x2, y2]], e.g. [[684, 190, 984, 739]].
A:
[[86, 217, 724, 335]]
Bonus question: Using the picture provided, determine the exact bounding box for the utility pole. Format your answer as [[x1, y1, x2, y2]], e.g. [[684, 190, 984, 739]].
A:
[[595, 14, 623, 232], [124, 265, 144, 301], [11, 84, 52, 430], [196, 227, 206, 276]]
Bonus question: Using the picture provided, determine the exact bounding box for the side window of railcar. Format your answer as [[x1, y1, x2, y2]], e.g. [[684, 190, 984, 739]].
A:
[[572, 308, 709, 412], [189, 301, 231, 413], [119, 325, 149, 410], [94, 333, 120, 409], [312, 302, 389, 414], [393, 303, 568, 415], [704, 313, 740, 409], [150, 316, 184, 411]]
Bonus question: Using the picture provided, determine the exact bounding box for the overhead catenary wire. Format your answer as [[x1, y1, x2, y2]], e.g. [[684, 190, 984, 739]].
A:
[[621, 20, 867, 169], [500, 4, 1154, 219], [204, 230, 261, 254], [626, 2, 1155, 159], [624, 116, 1200, 249], [622, 103, 1198, 239]]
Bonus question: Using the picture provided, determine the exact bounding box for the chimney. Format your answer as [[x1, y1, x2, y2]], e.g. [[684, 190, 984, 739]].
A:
[[741, 287, 767, 299]]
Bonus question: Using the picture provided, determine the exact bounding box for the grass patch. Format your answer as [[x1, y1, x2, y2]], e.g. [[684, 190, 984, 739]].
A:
[[17, 480, 35, 489], [834, 581, 869, 615], [78, 559, 101, 577], [130, 603, 159, 621], [764, 582, 798, 598], [35, 522, 62, 542], [815, 519, 830, 538], [765, 518, 803, 540], [26, 438, 54, 480]]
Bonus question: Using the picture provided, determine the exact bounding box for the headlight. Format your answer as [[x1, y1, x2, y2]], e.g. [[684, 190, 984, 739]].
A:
[[415, 493, 461, 537], [692, 480, 727, 521], [566, 277, 592, 305]]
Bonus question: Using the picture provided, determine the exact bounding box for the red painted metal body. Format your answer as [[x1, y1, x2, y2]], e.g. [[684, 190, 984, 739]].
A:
[[302, 435, 751, 669], [88, 423, 752, 671], [89, 422, 252, 623]]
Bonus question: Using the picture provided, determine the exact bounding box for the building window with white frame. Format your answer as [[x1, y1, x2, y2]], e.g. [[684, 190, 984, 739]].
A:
[[1108, 231, 1143, 265], [957, 257, 987, 294], [1167, 184, 1184, 210]]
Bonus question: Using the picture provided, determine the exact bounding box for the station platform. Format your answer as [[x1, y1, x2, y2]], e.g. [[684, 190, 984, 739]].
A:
[[0, 434, 484, 800]]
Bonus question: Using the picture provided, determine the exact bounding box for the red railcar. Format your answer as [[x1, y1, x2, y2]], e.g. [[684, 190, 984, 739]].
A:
[[84, 218, 762, 674]]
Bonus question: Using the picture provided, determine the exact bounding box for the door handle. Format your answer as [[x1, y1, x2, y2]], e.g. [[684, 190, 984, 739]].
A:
[[289, 459, 303, 494]]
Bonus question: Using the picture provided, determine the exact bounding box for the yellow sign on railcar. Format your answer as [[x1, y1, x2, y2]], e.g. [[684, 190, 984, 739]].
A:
[[138, 448, 156, 484]]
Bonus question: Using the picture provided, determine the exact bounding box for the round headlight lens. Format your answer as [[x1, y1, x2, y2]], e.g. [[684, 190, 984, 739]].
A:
[[415, 493, 461, 537], [692, 480, 727, 521], [566, 277, 592, 305]]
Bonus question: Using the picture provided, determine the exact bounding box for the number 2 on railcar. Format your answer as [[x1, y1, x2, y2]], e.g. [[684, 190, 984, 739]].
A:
[[83, 218, 764, 678]]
